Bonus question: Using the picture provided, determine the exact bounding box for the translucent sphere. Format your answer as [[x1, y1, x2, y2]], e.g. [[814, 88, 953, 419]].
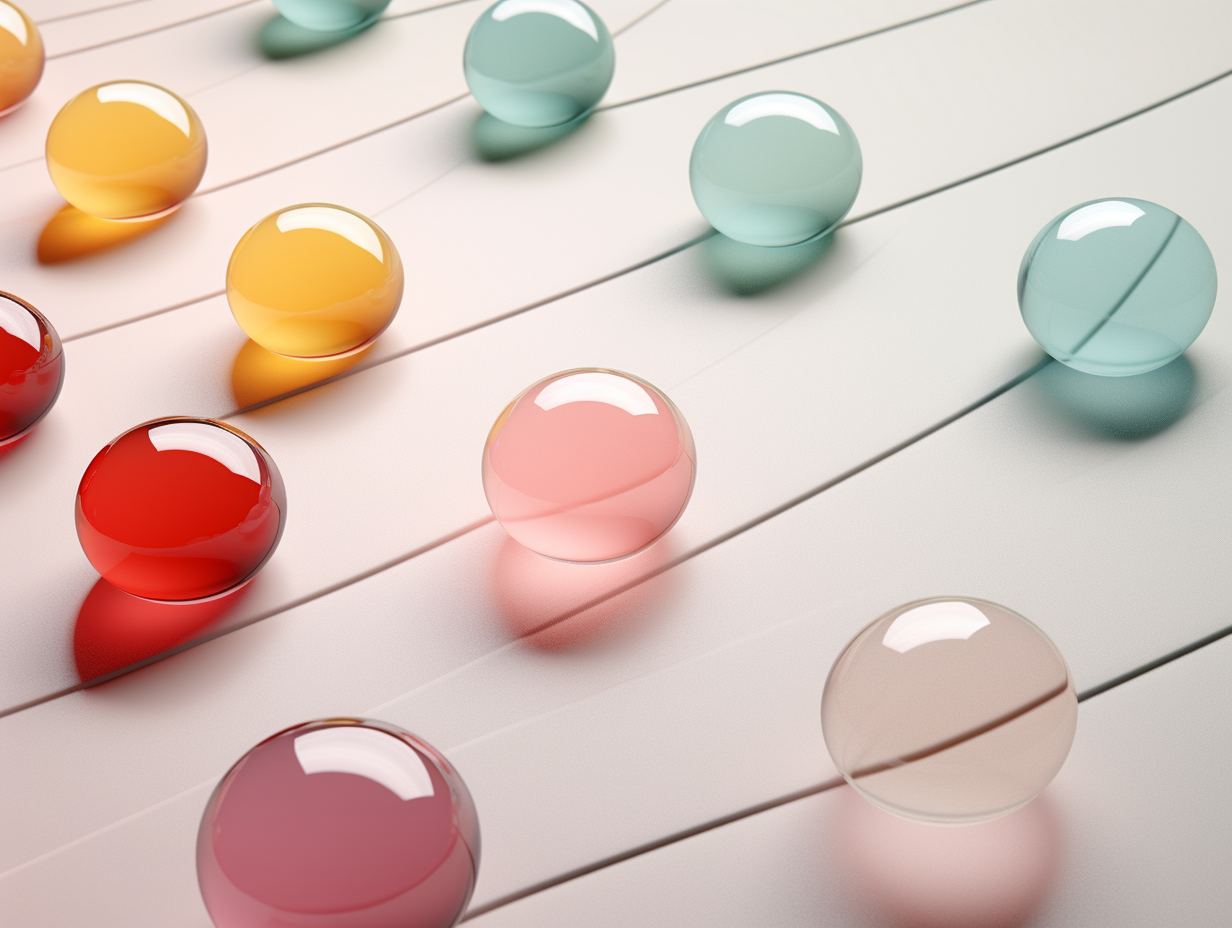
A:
[[198, 718, 480, 928], [821, 597, 1077, 823], [464, 0, 614, 128], [75, 418, 286, 602], [1019, 198, 1217, 376], [227, 203, 403, 359], [483, 368, 695, 562], [0, 292, 63, 446], [0, 2, 43, 116], [273, 0, 390, 32], [690, 92, 862, 247], [46, 80, 207, 221]]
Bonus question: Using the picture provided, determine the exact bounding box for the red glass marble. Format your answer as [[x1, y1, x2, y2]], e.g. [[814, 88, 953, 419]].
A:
[[483, 368, 696, 562], [198, 718, 480, 928], [0, 291, 64, 445], [75, 418, 285, 602]]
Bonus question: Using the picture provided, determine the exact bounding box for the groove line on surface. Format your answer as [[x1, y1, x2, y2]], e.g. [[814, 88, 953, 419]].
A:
[[20, 61, 1232, 705], [462, 777, 847, 920], [0, 517, 492, 721], [45, 0, 260, 58], [463, 619, 1232, 919], [36, 0, 175, 25], [600, 0, 994, 110]]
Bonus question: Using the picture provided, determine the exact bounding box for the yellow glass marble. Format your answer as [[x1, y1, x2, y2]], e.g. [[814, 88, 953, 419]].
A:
[[0, 1, 42, 116], [227, 204, 403, 359], [45, 80, 207, 220]]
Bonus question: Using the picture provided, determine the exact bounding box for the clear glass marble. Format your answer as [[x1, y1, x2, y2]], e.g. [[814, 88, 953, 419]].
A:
[[0, 1, 42, 116], [198, 718, 479, 928], [464, 0, 614, 127], [1019, 198, 1217, 376], [273, 0, 390, 32], [483, 369, 695, 562], [690, 91, 862, 247], [822, 597, 1077, 823]]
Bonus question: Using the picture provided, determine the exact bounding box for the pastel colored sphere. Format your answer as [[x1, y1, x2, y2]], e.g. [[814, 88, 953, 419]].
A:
[[75, 418, 285, 602], [46, 80, 207, 220], [0, 292, 63, 445], [464, 0, 614, 127], [822, 597, 1077, 823], [273, 0, 391, 32], [1018, 198, 1217, 376], [483, 369, 696, 562], [227, 203, 403, 359], [0, 2, 43, 116], [690, 92, 862, 247], [198, 718, 480, 928]]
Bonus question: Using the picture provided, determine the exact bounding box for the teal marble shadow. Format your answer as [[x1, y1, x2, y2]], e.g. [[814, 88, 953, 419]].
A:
[[257, 12, 376, 60], [700, 228, 835, 297]]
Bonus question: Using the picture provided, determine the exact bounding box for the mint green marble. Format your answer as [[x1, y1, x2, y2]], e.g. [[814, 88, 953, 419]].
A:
[[1019, 198, 1217, 376], [273, 0, 389, 32], [464, 0, 614, 128], [689, 92, 862, 247]]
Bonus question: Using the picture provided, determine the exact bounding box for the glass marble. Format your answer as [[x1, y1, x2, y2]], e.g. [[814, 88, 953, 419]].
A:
[[464, 0, 614, 128], [228, 203, 403, 359], [198, 718, 480, 928], [0, 1, 42, 116], [46, 80, 207, 221], [690, 92, 862, 247], [274, 0, 390, 32], [0, 292, 63, 445], [821, 597, 1077, 823], [75, 418, 286, 602], [483, 368, 695, 562], [1019, 198, 1217, 376]]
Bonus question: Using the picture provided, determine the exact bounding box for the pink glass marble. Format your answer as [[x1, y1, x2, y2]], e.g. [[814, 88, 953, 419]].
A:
[[198, 718, 480, 928], [482, 368, 696, 562]]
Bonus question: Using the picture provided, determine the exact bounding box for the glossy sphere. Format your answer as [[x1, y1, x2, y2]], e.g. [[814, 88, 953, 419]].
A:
[[46, 80, 207, 220], [822, 597, 1077, 823], [274, 0, 390, 32], [75, 418, 285, 602], [0, 2, 42, 116], [228, 203, 403, 359], [1019, 198, 1217, 376], [464, 0, 614, 128], [483, 369, 695, 562], [0, 292, 63, 445], [198, 718, 480, 928], [690, 92, 862, 247]]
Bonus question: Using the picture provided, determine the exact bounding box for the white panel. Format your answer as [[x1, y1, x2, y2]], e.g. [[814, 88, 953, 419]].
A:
[[1, 0, 1227, 344], [40, 0, 262, 57], [3, 76, 1232, 912], [459, 635, 1232, 928], [2, 25, 1231, 710]]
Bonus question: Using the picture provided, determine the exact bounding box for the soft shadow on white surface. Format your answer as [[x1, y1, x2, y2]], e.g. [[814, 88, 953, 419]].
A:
[[489, 533, 680, 650], [834, 787, 1062, 928], [1027, 354, 1197, 441]]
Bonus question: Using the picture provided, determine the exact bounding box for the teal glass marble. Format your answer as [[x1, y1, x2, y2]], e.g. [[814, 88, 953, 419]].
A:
[[464, 0, 614, 128], [689, 92, 862, 247], [1019, 198, 1217, 376], [273, 0, 390, 32]]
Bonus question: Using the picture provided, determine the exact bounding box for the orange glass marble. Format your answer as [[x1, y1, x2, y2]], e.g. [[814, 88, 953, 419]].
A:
[[227, 204, 404, 359], [46, 80, 207, 220], [483, 369, 696, 562], [0, 2, 42, 116]]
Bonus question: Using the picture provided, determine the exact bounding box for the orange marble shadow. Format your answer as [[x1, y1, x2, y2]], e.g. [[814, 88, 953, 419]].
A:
[[490, 534, 679, 651], [834, 787, 1061, 928], [73, 577, 251, 683], [37, 204, 173, 265], [231, 338, 373, 409]]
